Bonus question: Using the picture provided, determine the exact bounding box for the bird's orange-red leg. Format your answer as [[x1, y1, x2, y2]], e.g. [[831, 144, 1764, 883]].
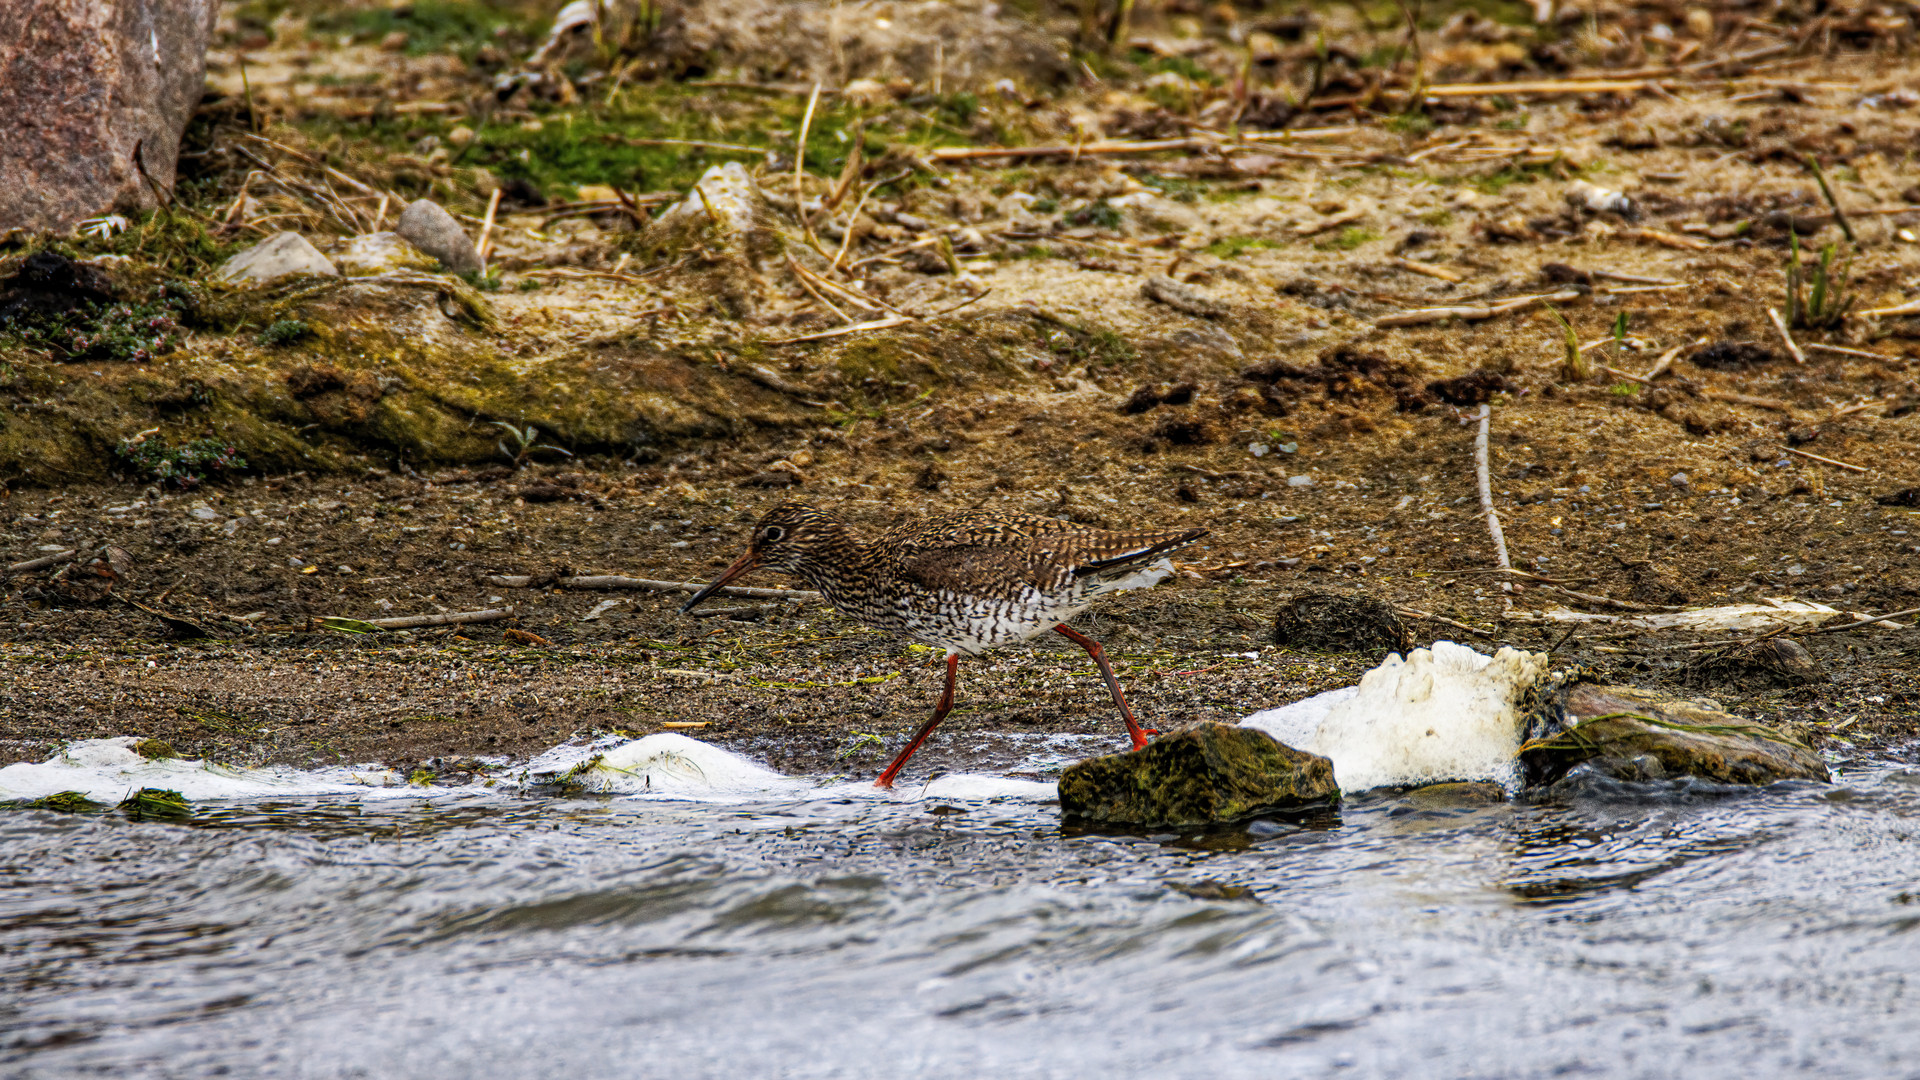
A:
[[874, 652, 960, 788], [1054, 624, 1154, 749]]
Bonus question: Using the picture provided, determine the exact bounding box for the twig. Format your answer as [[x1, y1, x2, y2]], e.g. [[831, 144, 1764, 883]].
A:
[[794, 81, 830, 259], [1702, 389, 1794, 411], [476, 188, 502, 275], [1804, 342, 1900, 361], [1390, 257, 1463, 282], [931, 137, 1210, 161], [1779, 445, 1868, 472], [789, 263, 852, 323], [766, 316, 912, 345], [1537, 585, 1675, 612], [1854, 298, 1920, 319], [1805, 606, 1920, 634], [1630, 227, 1712, 251], [485, 574, 820, 600], [926, 288, 992, 317], [688, 605, 777, 619], [1593, 270, 1680, 285], [609, 136, 767, 155], [368, 607, 515, 630], [829, 168, 912, 272], [1374, 289, 1581, 328], [1394, 606, 1493, 637], [1473, 403, 1512, 594], [4, 549, 76, 575], [1766, 307, 1807, 363], [1416, 78, 1672, 97], [1641, 341, 1688, 381], [1599, 365, 1654, 386]]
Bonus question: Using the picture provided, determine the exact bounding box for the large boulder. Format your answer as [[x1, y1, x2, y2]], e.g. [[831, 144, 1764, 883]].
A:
[[1060, 723, 1338, 827], [0, 0, 218, 234]]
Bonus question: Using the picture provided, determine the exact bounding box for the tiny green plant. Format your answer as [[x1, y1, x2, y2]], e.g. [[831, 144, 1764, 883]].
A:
[[1785, 233, 1853, 330], [493, 421, 573, 469], [2, 295, 185, 363], [1065, 200, 1123, 230], [258, 319, 311, 346], [114, 434, 248, 488], [1543, 302, 1588, 381]]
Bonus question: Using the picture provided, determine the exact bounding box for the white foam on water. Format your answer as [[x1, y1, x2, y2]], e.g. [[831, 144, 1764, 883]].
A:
[[0, 734, 1062, 809], [1242, 641, 1549, 792], [520, 733, 813, 800], [0, 738, 427, 804]]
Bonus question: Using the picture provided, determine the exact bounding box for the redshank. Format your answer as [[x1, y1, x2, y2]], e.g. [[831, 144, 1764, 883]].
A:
[[681, 502, 1206, 787]]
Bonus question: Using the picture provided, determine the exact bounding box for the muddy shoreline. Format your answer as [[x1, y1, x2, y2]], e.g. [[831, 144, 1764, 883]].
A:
[[2, 462, 1912, 782]]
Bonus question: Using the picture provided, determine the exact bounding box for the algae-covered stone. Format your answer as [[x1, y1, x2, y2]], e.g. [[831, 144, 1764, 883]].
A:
[[1060, 723, 1337, 826], [1519, 682, 1829, 789], [335, 231, 440, 277], [395, 199, 482, 275], [215, 232, 338, 285]]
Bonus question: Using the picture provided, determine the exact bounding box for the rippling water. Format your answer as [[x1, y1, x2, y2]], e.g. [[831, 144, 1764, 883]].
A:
[[5, 758, 1919, 1079]]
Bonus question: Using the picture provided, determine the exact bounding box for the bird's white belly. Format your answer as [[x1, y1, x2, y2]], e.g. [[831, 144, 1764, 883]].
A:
[[901, 587, 1087, 655]]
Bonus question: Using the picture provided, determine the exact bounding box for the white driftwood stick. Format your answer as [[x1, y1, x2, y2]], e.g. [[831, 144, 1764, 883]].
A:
[[369, 607, 516, 630], [1474, 403, 1513, 593]]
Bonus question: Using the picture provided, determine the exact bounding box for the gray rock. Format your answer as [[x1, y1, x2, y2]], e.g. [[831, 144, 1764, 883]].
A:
[[213, 232, 338, 285], [335, 231, 440, 277], [1059, 723, 1338, 826], [0, 0, 218, 233], [395, 200, 482, 275]]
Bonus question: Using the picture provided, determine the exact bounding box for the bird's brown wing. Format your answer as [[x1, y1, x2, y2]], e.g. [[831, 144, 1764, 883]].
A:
[[888, 517, 1208, 596]]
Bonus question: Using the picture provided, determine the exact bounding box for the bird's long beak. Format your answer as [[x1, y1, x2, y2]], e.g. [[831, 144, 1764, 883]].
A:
[[679, 548, 759, 613]]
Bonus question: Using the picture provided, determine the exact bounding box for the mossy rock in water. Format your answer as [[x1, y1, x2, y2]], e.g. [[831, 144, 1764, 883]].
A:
[[1060, 723, 1337, 827], [1271, 590, 1412, 658], [1518, 683, 1829, 790], [117, 787, 192, 822], [1684, 637, 1826, 690]]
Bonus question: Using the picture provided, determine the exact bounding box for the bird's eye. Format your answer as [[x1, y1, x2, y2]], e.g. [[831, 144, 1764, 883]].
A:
[[762, 526, 786, 543]]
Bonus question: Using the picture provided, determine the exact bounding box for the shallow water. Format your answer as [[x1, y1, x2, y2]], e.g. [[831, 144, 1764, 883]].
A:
[[5, 756, 1919, 1080]]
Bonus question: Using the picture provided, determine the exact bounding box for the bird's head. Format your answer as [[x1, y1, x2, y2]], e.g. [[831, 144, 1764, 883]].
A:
[[678, 502, 838, 612]]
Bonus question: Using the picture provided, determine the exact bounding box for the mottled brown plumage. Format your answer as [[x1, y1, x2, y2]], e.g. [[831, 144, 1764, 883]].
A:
[[681, 502, 1207, 787]]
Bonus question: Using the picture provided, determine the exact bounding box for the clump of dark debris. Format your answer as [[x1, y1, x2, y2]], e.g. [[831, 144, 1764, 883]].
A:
[[1689, 341, 1781, 370], [1271, 590, 1413, 658]]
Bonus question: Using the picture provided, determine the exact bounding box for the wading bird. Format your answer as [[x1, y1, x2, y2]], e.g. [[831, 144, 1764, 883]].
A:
[[681, 502, 1206, 787]]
